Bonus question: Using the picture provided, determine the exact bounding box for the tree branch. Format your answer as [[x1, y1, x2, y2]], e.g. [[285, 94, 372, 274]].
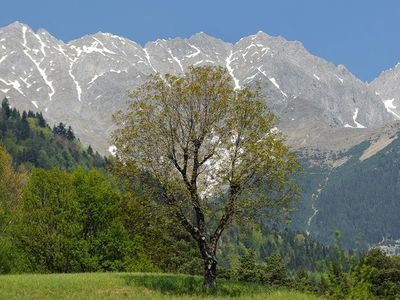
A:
[[211, 183, 241, 248], [160, 187, 202, 241]]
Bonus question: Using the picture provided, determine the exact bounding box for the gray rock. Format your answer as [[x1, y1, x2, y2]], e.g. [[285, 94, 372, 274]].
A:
[[0, 22, 396, 153], [370, 63, 400, 120]]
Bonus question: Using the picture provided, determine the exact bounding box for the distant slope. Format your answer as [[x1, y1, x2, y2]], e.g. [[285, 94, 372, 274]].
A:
[[292, 124, 400, 249]]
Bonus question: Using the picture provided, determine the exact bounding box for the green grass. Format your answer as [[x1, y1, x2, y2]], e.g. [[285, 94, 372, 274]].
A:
[[0, 272, 321, 299]]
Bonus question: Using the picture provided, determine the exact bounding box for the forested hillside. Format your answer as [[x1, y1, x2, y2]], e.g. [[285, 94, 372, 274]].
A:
[[0, 98, 105, 170], [293, 133, 400, 249]]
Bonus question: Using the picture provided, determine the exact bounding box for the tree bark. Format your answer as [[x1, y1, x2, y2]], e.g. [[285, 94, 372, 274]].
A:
[[197, 238, 218, 289], [203, 254, 217, 289]]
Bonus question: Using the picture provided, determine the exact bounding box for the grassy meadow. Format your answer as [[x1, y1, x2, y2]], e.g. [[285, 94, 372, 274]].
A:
[[0, 272, 321, 300]]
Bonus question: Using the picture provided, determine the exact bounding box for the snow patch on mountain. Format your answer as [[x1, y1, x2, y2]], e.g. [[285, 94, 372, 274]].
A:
[[143, 48, 157, 73], [167, 48, 184, 72], [225, 50, 240, 90], [186, 43, 201, 58], [344, 108, 366, 128], [0, 78, 25, 95], [383, 98, 400, 119], [68, 62, 82, 102]]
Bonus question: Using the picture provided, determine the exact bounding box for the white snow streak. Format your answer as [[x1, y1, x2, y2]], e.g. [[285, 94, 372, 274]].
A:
[[269, 77, 280, 89], [225, 50, 240, 90], [19, 77, 31, 88], [257, 67, 288, 98], [31, 101, 38, 108], [306, 203, 319, 236], [33, 32, 47, 57], [0, 54, 8, 64], [193, 59, 215, 66], [269, 77, 287, 97], [88, 73, 103, 85], [21, 26, 55, 101], [344, 108, 366, 128], [306, 176, 329, 236], [68, 62, 82, 102], [58, 44, 84, 103], [143, 48, 157, 73], [186, 43, 201, 58], [167, 48, 184, 72], [313, 74, 320, 81], [243, 73, 257, 83], [0, 79, 25, 96], [83, 38, 116, 56], [335, 74, 344, 83], [55, 44, 67, 56]]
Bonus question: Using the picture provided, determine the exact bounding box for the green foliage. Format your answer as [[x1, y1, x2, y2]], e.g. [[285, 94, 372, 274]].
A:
[[114, 164, 203, 275], [0, 146, 27, 273], [325, 242, 400, 299], [292, 269, 328, 294], [233, 249, 290, 287], [218, 227, 337, 272], [53, 122, 75, 141], [0, 98, 105, 170], [362, 249, 400, 299], [10, 167, 152, 273], [261, 252, 288, 285], [0, 144, 204, 275], [236, 249, 258, 282]]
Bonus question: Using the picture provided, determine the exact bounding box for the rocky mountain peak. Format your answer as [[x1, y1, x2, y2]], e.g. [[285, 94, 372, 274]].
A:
[[0, 22, 397, 154]]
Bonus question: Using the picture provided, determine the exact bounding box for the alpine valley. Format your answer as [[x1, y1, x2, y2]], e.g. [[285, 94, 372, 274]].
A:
[[1, 22, 400, 249]]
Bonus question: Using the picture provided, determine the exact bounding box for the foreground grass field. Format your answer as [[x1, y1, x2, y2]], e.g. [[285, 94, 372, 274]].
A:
[[0, 272, 321, 299]]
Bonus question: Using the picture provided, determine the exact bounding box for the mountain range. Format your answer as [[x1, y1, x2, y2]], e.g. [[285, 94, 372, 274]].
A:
[[1, 21, 400, 248]]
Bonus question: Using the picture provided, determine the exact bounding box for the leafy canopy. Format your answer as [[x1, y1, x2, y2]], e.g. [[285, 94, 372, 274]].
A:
[[113, 66, 300, 287], [113, 66, 300, 225]]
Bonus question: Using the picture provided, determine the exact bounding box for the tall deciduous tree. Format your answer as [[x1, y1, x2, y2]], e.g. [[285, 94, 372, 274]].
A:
[[0, 147, 26, 273], [0, 146, 26, 220], [113, 66, 300, 288]]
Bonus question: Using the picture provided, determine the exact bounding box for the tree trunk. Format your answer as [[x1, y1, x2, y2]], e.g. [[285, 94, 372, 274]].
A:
[[203, 255, 217, 289]]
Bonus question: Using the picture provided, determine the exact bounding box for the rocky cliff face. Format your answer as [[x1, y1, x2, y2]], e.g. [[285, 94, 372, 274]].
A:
[[370, 63, 400, 120], [0, 22, 395, 153]]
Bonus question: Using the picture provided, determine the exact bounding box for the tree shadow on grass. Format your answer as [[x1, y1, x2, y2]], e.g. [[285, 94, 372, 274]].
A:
[[120, 274, 248, 297]]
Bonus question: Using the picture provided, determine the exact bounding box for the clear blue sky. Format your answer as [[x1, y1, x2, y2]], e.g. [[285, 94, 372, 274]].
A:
[[0, 0, 399, 82]]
